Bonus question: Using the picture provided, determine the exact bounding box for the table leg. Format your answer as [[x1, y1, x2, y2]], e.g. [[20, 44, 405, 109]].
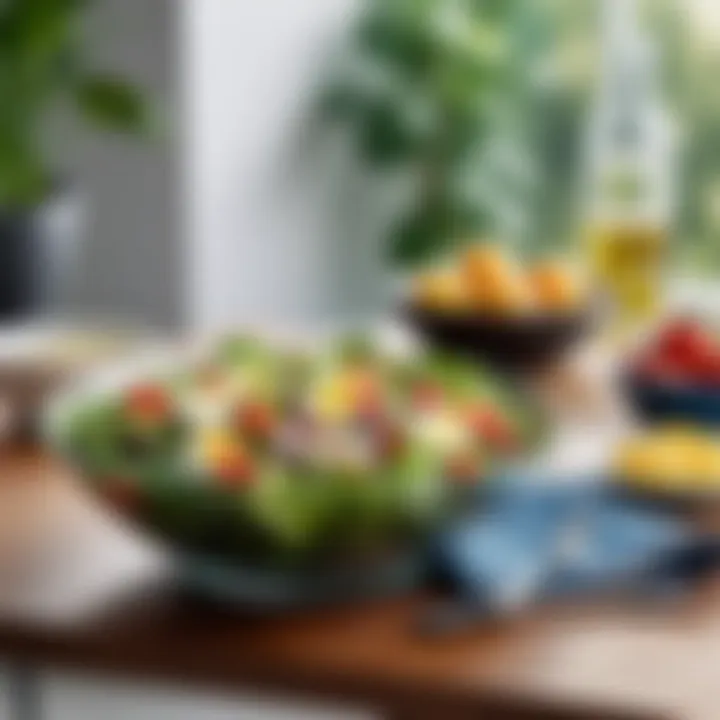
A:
[[7, 663, 42, 720]]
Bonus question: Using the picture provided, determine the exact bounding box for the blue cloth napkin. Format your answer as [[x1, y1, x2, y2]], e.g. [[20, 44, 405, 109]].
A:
[[431, 481, 720, 618]]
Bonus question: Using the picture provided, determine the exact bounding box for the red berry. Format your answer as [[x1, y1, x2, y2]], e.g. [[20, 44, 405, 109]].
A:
[[657, 319, 718, 371], [695, 354, 720, 387]]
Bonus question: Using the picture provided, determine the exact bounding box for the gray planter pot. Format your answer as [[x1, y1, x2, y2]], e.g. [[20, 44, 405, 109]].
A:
[[0, 185, 85, 321]]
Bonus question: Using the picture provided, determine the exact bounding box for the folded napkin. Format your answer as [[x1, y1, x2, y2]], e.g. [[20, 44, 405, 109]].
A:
[[426, 482, 720, 632]]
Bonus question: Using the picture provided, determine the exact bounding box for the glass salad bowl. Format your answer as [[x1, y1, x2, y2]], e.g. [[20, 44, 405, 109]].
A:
[[47, 335, 543, 609]]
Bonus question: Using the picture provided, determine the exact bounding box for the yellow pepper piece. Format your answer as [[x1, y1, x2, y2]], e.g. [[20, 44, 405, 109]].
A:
[[313, 373, 356, 422], [199, 430, 245, 466]]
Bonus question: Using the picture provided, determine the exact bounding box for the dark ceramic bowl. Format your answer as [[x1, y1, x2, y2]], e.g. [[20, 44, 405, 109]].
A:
[[404, 304, 592, 371], [622, 372, 720, 428]]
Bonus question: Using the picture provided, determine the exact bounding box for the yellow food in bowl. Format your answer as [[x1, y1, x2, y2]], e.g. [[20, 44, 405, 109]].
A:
[[413, 270, 469, 312], [463, 246, 533, 314], [614, 426, 720, 492], [528, 262, 584, 312], [463, 246, 514, 291], [413, 243, 587, 316]]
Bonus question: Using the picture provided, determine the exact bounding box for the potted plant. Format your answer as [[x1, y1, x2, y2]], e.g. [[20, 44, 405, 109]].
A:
[[0, 0, 151, 319]]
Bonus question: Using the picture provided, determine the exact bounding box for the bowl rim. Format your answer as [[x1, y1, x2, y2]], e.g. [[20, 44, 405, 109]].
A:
[[622, 368, 720, 401], [402, 301, 593, 330], [43, 327, 421, 455]]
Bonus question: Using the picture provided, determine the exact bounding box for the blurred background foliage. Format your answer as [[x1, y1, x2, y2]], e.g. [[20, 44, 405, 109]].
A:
[[0, 0, 152, 207], [322, 0, 553, 265], [650, 0, 720, 274], [323, 0, 720, 271]]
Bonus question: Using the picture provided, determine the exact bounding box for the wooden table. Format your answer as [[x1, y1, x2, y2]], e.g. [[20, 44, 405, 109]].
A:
[[2, 448, 720, 720]]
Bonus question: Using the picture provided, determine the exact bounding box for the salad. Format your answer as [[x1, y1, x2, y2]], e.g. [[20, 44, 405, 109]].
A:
[[56, 336, 539, 567]]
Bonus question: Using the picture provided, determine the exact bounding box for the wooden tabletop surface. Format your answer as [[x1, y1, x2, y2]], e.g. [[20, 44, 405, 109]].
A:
[[1, 447, 720, 720]]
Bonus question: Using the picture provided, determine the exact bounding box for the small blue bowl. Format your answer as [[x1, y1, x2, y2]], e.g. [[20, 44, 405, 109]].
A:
[[623, 373, 720, 427]]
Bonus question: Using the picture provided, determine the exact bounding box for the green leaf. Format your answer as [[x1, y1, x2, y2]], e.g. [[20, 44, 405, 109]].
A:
[[0, 0, 83, 58], [76, 75, 152, 135], [390, 443, 445, 522], [432, 6, 509, 74], [0, 142, 49, 206], [389, 186, 493, 266], [359, 101, 416, 165], [214, 334, 268, 366], [247, 469, 332, 553], [318, 83, 363, 122], [470, 0, 521, 22], [358, 90, 439, 166], [334, 333, 378, 365], [357, 5, 435, 76], [388, 202, 454, 265]]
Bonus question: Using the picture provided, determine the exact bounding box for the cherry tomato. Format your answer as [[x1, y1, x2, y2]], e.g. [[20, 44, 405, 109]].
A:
[[411, 382, 444, 412], [215, 452, 255, 488], [466, 405, 518, 452], [235, 400, 276, 442], [125, 384, 173, 425]]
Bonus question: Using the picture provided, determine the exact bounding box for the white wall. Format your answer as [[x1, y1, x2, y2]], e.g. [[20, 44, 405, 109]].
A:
[[64, 0, 180, 329], [185, 0, 395, 332], [64, 0, 399, 332]]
